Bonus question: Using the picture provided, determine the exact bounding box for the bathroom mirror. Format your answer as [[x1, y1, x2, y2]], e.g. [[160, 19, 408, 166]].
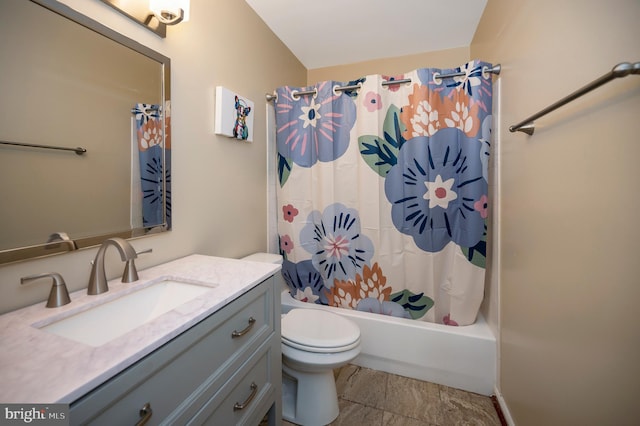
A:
[[0, 0, 171, 264]]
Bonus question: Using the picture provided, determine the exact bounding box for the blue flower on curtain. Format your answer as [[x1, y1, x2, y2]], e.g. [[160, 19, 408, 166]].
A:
[[384, 128, 487, 252], [356, 298, 411, 319], [281, 259, 328, 304], [300, 203, 374, 283], [275, 81, 357, 168], [417, 60, 488, 97], [447, 61, 485, 95]]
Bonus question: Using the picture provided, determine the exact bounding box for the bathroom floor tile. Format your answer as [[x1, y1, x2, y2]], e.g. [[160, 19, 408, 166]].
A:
[[329, 399, 385, 425], [335, 364, 388, 410], [382, 411, 438, 426], [439, 385, 502, 426], [383, 372, 442, 424], [273, 364, 503, 426]]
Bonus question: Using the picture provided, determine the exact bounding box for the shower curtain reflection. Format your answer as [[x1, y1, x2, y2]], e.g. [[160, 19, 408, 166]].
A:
[[133, 103, 171, 229]]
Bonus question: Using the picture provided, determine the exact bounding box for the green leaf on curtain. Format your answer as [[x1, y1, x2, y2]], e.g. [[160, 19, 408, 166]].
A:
[[461, 223, 487, 268], [383, 104, 407, 151], [278, 153, 292, 187], [358, 105, 406, 177], [390, 289, 434, 320], [359, 135, 396, 177]]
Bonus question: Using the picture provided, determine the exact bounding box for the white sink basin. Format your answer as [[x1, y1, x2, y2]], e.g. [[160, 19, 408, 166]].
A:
[[38, 279, 214, 347]]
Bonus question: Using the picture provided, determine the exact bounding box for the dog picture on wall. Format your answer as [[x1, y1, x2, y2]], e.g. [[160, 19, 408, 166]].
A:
[[215, 86, 254, 142]]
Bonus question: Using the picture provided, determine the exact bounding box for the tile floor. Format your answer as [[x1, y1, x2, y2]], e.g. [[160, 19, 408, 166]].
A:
[[282, 364, 503, 426]]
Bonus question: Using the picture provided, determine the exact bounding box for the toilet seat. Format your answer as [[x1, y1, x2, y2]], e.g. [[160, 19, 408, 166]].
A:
[[282, 335, 361, 353], [281, 309, 360, 353]]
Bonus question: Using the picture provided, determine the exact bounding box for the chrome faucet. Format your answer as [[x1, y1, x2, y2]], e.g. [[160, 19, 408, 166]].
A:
[[87, 237, 138, 295]]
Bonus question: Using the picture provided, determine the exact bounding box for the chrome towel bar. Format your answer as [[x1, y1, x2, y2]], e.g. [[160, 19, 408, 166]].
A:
[[510, 61, 640, 135], [0, 140, 87, 155]]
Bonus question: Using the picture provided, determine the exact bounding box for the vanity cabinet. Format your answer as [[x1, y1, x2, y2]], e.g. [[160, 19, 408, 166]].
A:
[[70, 276, 281, 425]]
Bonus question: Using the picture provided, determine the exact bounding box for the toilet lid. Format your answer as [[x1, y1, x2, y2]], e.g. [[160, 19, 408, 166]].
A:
[[281, 309, 360, 351]]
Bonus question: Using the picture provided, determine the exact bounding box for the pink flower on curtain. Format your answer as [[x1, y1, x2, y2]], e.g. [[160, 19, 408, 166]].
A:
[[280, 235, 294, 254], [364, 91, 382, 112], [282, 204, 299, 222], [382, 74, 405, 92], [474, 195, 489, 219], [443, 314, 459, 326]]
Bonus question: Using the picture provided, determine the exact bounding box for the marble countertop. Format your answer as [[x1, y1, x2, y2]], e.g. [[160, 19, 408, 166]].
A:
[[0, 254, 280, 404]]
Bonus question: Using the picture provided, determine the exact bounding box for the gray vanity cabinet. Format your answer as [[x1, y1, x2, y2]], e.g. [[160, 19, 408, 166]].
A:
[[70, 276, 282, 425]]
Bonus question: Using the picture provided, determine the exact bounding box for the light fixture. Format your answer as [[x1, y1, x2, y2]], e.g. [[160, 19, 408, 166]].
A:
[[148, 0, 190, 25], [99, 0, 190, 38]]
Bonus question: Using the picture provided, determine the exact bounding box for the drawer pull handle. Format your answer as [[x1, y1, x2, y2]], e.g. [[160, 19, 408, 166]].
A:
[[233, 382, 258, 411], [231, 317, 256, 338], [135, 402, 152, 426]]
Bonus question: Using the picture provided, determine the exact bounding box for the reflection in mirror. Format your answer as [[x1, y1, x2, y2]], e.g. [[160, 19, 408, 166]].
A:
[[0, 0, 171, 264]]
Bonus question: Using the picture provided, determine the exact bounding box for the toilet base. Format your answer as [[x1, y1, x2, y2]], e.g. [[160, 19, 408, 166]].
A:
[[282, 362, 339, 426]]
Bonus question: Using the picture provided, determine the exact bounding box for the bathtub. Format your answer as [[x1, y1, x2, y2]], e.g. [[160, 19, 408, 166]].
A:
[[281, 290, 496, 396]]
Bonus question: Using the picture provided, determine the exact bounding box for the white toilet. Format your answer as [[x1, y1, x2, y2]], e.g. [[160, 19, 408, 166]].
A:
[[242, 253, 362, 426]]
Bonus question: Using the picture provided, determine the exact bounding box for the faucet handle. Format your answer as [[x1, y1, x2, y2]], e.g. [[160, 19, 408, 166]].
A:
[[122, 248, 153, 283], [21, 272, 71, 308]]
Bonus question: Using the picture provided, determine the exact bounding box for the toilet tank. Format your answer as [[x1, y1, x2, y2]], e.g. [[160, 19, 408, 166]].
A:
[[241, 253, 283, 264], [241, 253, 286, 293]]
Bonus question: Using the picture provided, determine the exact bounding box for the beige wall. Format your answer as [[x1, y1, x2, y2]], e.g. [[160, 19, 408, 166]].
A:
[[0, 0, 305, 314], [472, 0, 640, 424]]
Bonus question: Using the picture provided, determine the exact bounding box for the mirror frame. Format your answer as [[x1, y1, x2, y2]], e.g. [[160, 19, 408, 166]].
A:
[[0, 0, 171, 265]]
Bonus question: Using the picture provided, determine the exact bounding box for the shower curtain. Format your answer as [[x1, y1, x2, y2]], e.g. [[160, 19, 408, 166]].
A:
[[133, 102, 171, 228], [274, 60, 493, 326]]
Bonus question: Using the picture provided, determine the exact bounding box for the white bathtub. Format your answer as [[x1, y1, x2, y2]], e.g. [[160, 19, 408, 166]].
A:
[[281, 290, 496, 396]]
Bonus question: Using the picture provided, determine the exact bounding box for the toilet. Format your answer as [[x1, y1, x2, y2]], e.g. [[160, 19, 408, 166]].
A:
[[242, 253, 362, 426]]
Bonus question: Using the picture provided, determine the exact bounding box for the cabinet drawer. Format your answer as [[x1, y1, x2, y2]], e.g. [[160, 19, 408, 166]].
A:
[[188, 342, 274, 426], [70, 278, 275, 425]]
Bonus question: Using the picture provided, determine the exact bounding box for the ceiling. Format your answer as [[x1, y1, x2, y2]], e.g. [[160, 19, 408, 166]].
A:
[[244, 0, 488, 70]]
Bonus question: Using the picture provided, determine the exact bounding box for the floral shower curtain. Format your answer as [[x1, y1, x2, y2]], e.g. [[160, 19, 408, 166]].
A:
[[274, 60, 493, 326], [133, 102, 171, 228]]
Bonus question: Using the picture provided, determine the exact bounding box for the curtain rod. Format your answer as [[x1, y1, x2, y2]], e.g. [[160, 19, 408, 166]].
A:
[[0, 140, 87, 155], [265, 64, 501, 102], [509, 61, 640, 135]]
